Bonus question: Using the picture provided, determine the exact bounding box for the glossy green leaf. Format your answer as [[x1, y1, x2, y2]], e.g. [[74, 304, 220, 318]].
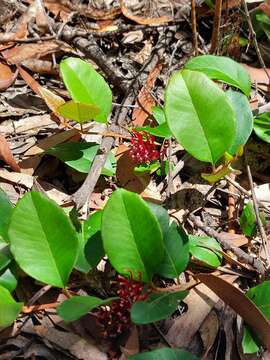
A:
[[57, 295, 117, 322], [0, 268, 17, 292], [76, 211, 104, 273], [164, 70, 236, 164], [254, 113, 270, 143], [0, 245, 11, 272], [102, 189, 164, 282], [0, 188, 13, 242], [242, 326, 260, 354], [47, 142, 116, 176], [138, 123, 172, 138], [242, 281, 270, 353], [129, 348, 198, 360], [60, 57, 112, 123], [152, 106, 166, 125], [157, 222, 189, 279], [131, 290, 188, 324], [240, 202, 257, 237], [8, 192, 79, 288], [189, 235, 222, 268], [0, 285, 22, 327], [226, 90, 253, 155], [134, 162, 160, 174], [185, 55, 251, 96], [146, 202, 170, 235], [57, 100, 100, 123]]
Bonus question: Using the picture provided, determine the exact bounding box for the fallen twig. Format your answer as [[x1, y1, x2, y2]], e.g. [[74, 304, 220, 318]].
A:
[[246, 165, 270, 265], [189, 213, 265, 274]]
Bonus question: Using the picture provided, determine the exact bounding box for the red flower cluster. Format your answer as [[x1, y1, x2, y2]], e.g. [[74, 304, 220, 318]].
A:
[[129, 130, 160, 164], [96, 275, 149, 338]]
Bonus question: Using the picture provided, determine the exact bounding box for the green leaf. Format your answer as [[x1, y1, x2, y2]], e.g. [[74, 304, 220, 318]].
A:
[[226, 90, 253, 155], [157, 222, 189, 279], [242, 326, 260, 354], [47, 142, 116, 176], [254, 113, 270, 143], [189, 235, 222, 268], [0, 245, 11, 272], [240, 202, 257, 237], [242, 281, 270, 353], [164, 70, 236, 164], [131, 290, 188, 324], [0, 188, 13, 242], [0, 285, 22, 327], [76, 211, 104, 273], [60, 57, 112, 123], [129, 348, 198, 360], [0, 268, 17, 292], [134, 162, 160, 174], [184, 55, 251, 96], [57, 295, 117, 322], [102, 189, 164, 282], [138, 123, 172, 138], [152, 106, 166, 125], [146, 202, 170, 235], [57, 100, 101, 123], [8, 192, 79, 288]]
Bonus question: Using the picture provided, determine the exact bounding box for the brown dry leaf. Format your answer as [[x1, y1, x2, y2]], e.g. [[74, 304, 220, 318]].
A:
[[3, 40, 71, 65], [43, 0, 121, 20], [18, 67, 65, 112], [0, 169, 33, 188], [21, 59, 58, 75], [197, 273, 270, 351], [38, 87, 65, 112], [0, 0, 48, 43], [199, 310, 219, 359], [0, 62, 18, 90], [132, 64, 162, 126], [24, 128, 80, 156], [116, 144, 150, 194], [17, 65, 42, 95], [260, 0, 270, 18], [120, 0, 172, 25], [0, 135, 21, 172], [120, 326, 139, 359], [167, 283, 219, 347], [219, 232, 249, 247], [242, 64, 270, 90]]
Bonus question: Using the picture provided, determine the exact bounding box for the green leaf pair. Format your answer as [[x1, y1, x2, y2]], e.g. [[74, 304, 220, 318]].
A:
[[58, 57, 112, 123], [164, 55, 253, 165]]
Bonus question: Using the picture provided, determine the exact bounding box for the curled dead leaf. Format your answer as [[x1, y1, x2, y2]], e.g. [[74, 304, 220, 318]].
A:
[[0, 135, 21, 172], [132, 64, 162, 126], [0, 62, 18, 91]]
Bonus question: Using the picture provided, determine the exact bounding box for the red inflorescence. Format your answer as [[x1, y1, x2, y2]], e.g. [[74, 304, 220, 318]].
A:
[[129, 130, 160, 165], [95, 275, 149, 338]]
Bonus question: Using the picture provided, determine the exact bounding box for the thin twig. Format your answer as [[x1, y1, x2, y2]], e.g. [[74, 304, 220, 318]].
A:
[[210, 0, 223, 53], [225, 175, 270, 213], [191, 0, 199, 55], [228, 173, 237, 233], [189, 213, 265, 274], [241, 0, 270, 84], [246, 165, 270, 265]]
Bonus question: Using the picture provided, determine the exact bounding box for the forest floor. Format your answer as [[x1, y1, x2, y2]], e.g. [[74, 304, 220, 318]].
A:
[[0, 0, 270, 359]]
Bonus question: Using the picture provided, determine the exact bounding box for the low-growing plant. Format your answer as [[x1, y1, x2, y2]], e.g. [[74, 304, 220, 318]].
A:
[[1, 54, 269, 357]]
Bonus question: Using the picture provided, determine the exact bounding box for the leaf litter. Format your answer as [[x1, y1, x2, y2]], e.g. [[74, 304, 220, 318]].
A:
[[0, 0, 270, 359]]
